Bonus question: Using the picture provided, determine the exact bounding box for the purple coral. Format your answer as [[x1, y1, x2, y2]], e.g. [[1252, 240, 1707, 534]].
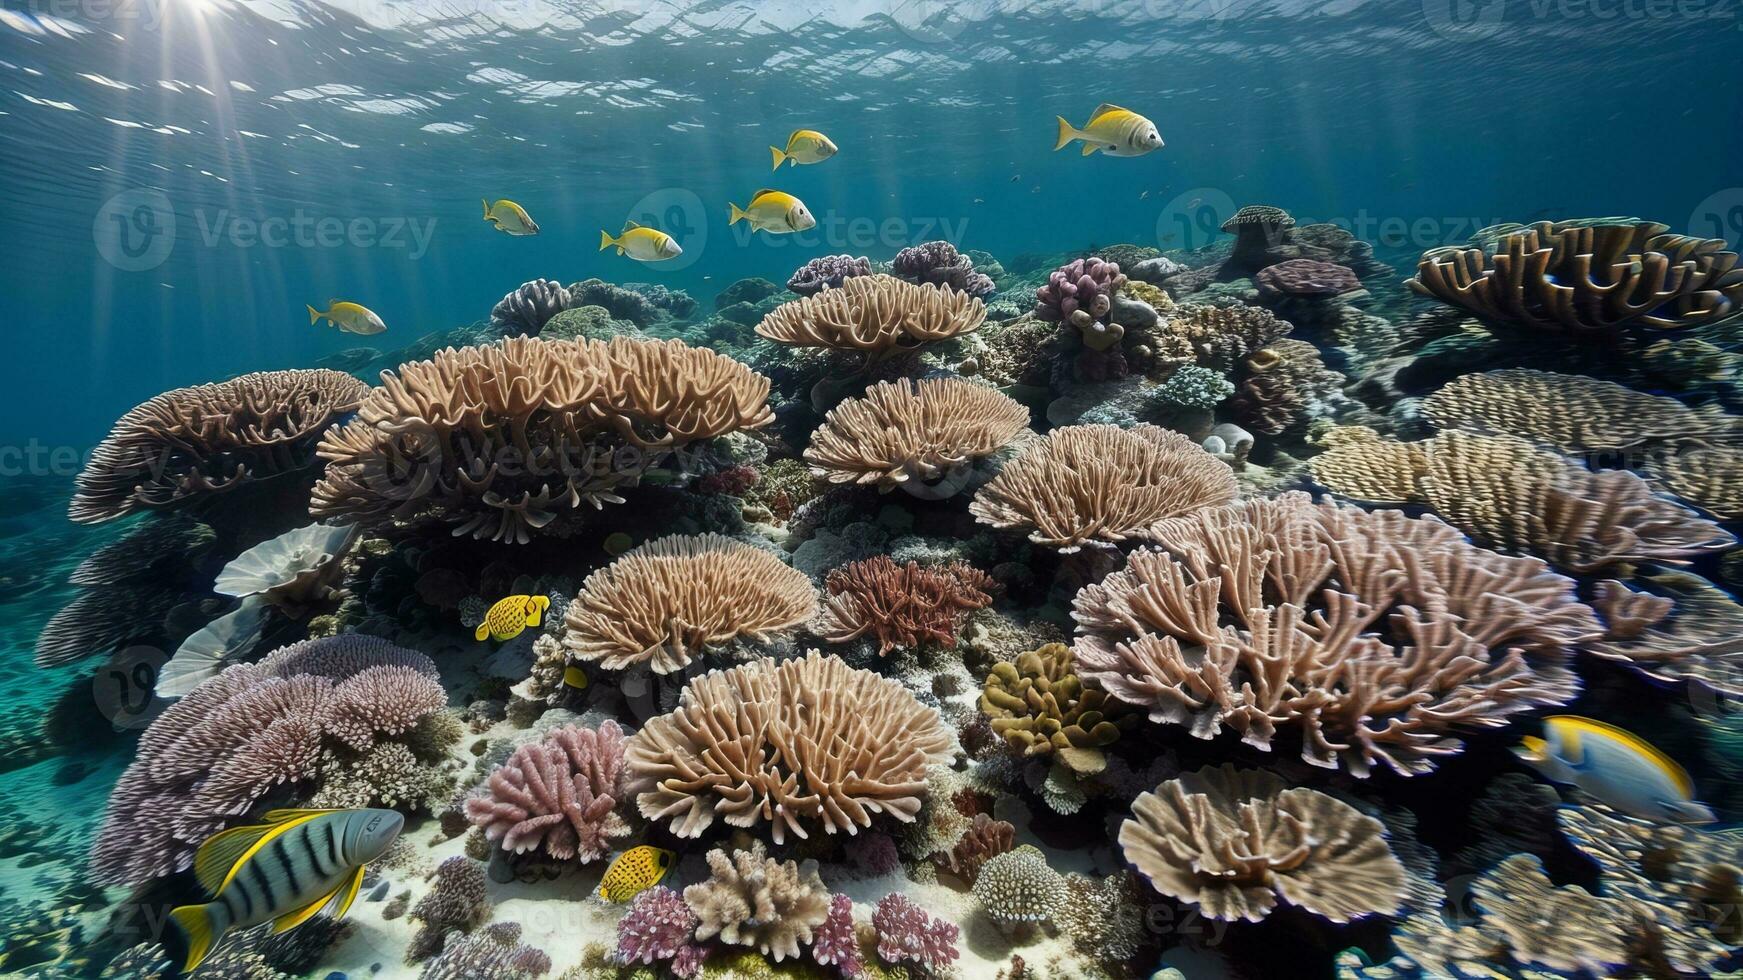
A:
[[616, 886, 707, 977], [892, 241, 996, 298], [811, 894, 863, 978], [788, 254, 873, 297], [1035, 257, 1127, 328], [1255, 258, 1360, 301], [871, 893, 960, 971], [465, 721, 629, 862]]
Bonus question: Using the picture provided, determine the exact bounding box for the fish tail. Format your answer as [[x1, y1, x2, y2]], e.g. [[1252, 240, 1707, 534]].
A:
[[306, 304, 323, 326], [769, 145, 786, 170], [728, 202, 746, 225], [475, 621, 491, 642], [1053, 116, 1079, 151], [598, 230, 616, 252], [165, 902, 223, 976]]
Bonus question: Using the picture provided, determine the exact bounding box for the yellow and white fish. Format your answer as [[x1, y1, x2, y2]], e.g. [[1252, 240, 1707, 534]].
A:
[[563, 664, 590, 690], [1516, 715, 1717, 824], [597, 845, 676, 902], [483, 198, 540, 236], [306, 301, 386, 336], [476, 594, 551, 642], [769, 130, 838, 170], [1053, 104, 1164, 157], [599, 221, 683, 262], [165, 808, 403, 974], [728, 189, 816, 235]]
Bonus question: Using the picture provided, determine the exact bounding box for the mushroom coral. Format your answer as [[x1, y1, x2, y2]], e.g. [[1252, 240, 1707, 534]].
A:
[[804, 377, 1029, 493], [754, 274, 986, 362]]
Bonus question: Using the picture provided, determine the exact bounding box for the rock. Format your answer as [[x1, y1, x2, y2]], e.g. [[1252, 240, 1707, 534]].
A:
[[714, 277, 780, 309], [1108, 294, 1159, 330], [539, 305, 640, 341], [716, 301, 764, 327], [1129, 256, 1184, 283]]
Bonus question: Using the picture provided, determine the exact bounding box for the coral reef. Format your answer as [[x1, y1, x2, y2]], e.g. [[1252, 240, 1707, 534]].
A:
[[892, 240, 996, 298], [463, 721, 628, 862], [973, 844, 1064, 931], [1422, 368, 1739, 452], [804, 377, 1029, 493], [1152, 302, 1292, 372], [1647, 442, 1743, 518], [937, 813, 1016, 883], [787, 254, 873, 297], [684, 841, 830, 961], [818, 555, 996, 654], [979, 642, 1130, 776], [420, 921, 551, 980], [1035, 257, 1128, 352], [1587, 570, 1743, 698], [1230, 337, 1344, 435], [615, 886, 706, 976], [809, 894, 861, 977], [1255, 258, 1360, 302], [410, 855, 493, 960], [491, 278, 574, 336], [870, 893, 960, 970], [756, 274, 987, 363], [1220, 205, 1296, 277]]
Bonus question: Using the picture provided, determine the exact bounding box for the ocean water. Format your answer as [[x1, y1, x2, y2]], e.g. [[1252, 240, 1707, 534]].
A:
[[2, 0, 1743, 978]]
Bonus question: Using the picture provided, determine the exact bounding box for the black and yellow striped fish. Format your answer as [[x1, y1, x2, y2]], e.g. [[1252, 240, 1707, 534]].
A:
[[165, 808, 404, 974]]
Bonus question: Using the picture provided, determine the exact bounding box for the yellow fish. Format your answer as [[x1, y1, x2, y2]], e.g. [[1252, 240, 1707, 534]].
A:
[[1053, 104, 1164, 157], [1517, 716, 1717, 824], [306, 301, 386, 335], [728, 189, 816, 234], [483, 198, 540, 236], [599, 221, 683, 262], [770, 129, 838, 170], [563, 665, 589, 690], [598, 845, 675, 902], [475, 594, 550, 642]]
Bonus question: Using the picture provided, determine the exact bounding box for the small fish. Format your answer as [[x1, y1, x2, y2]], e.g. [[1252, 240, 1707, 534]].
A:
[[1054, 104, 1163, 157], [563, 664, 589, 690], [476, 594, 551, 642], [1010, 174, 1021, 182], [769, 129, 838, 170], [482, 198, 539, 236], [598, 845, 676, 902], [1139, 190, 1149, 199], [729, 189, 815, 234], [1516, 715, 1716, 824], [165, 808, 403, 975], [599, 221, 683, 262], [307, 301, 386, 336]]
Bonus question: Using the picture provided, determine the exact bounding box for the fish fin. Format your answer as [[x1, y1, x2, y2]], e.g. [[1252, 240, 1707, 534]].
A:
[[1081, 142, 1100, 156], [332, 863, 367, 919], [1667, 800, 1718, 824], [1552, 716, 1694, 797], [273, 881, 345, 933], [475, 621, 491, 641], [260, 808, 343, 823], [563, 665, 588, 689], [623, 220, 643, 231], [1518, 735, 1547, 759], [752, 188, 777, 199], [770, 145, 787, 170], [598, 230, 616, 251], [787, 129, 805, 145], [167, 904, 220, 975], [193, 824, 273, 896], [206, 811, 329, 892], [307, 304, 323, 325], [728, 203, 745, 225], [482, 198, 492, 220], [1088, 103, 1128, 121], [1053, 116, 1079, 151]]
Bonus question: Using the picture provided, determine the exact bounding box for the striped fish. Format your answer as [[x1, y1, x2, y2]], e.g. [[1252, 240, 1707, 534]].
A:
[[166, 808, 404, 974]]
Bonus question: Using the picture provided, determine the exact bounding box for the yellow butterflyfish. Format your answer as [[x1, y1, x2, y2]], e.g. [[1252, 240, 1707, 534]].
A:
[[728, 189, 815, 235], [597, 845, 676, 902], [307, 301, 386, 335], [599, 221, 683, 262], [1053, 104, 1164, 157], [770, 130, 838, 170], [476, 594, 550, 642], [483, 198, 540, 236]]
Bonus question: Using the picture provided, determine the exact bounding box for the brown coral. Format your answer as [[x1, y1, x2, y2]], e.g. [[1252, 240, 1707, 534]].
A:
[[1407, 218, 1743, 332], [71, 369, 369, 524], [968, 423, 1238, 554], [1119, 764, 1406, 923], [561, 533, 815, 674], [624, 651, 955, 842], [804, 378, 1029, 491], [1471, 854, 1639, 974], [310, 336, 773, 543], [684, 841, 830, 962], [818, 556, 996, 655], [1229, 337, 1343, 436], [1072, 493, 1596, 777], [1154, 304, 1292, 371], [754, 274, 986, 362], [978, 643, 1130, 775], [1588, 571, 1743, 698], [1647, 443, 1743, 518], [938, 813, 1016, 883], [1422, 368, 1739, 453]]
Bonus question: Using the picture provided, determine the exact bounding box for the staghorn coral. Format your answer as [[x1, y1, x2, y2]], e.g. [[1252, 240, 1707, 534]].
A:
[[624, 651, 955, 842], [871, 893, 960, 971], [420, 921, 551, 980], [973, 844, 1064, 930], [1648, 443, 1743, 518], [561, 533, 815, 674], [968, 423, 1238, 554], [1118, 764, 1406, 924], [1072, 493, 1596, 777], [491, 278, 573, 336], [937, 813, 1016, 883], [1422, 368, 1739, 453], [684, 841, 830, 962], [71, 368, 369, 524], [979, 643, 1130, 775], [1255, 258, 1360, 302], [755, 274, 987, 363], [615, 886, 705, 977], [818, 556, 996, 655], [893, 240, 996, 298], [1035, 257, 1128, 351], [1587, 571, 1743, 699], [803, 377, 1029, 492], [463, 721, 629, 862], [311, 336, 773, 543], [788, 254, 873, 297], [1407, 218, 1743, 332]]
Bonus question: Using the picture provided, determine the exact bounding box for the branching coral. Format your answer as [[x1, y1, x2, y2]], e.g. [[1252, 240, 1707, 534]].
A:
[[818, 556, 996, 655], [1407, 218, 1743, 332], [624, 651, 955, 842], [803, 378, 1029, 492], [1423, 368, 1739, 453], [410, 856, 492, 961], [755, 274, 987, 362], [311, 336, 773, 543], [810, 894, 861, 977], [421, 921, 551, 980], [615, 886, 705, 977], [1587, 571, 1743, 699], [893, 240, 996, 298], [71, 368, 369, 524], [491, 278, 573, 336], [1471, 854, 1638, 974], [871, 893, 960, 970], [561, 533, 815, 673], [1119, 764, 1406, 923], [684, 841, 830, 961], [464, 721, 629, 862], [788, 254, 873, 297], [968, 423, 1238, 554], [1035, 257, 1128, 351], [1072, 493, 1596, 776], [979, 643, 1130, 776]]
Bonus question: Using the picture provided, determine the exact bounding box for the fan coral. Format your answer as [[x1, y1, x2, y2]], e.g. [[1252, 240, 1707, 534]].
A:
[[980, 643, 1130, 775], [1071, 493, 1597, 777], [1255, 258, 1360, 301], [1587, 571, 1743, 699], [939, 813, 1016, 883], [33, 582, 191, 668], [818, 556, 996, 655], [71, 368, 369, 524], [810, 894, 862, 977], [464, 721, 629, 862], [1647, 443, 1743, 518], [684, 841, 830, 962], [973, 845, 1064, 929], [803, 377, 1030, 493], [89, 635, 446, 886], [1230, 337, 1343, 435], [311, 337, 773, 543], [561, 533, 816, 673], [624, 651, 955, 842], [615, 886, 705, 977], [871, 893, 960, 970], [1407, 218, 1743, 332], [1422, 368, 1739, 453], [893, 240, 996, 298], [491, 278, 573, 336], [1035, 257, 1128, 351], [1155, 303, 1293, 371], [1220, 205, 1296, 276], [421, 921, 551, 980], [1119, 764, 1407, 924], [755, 274, 987, 362], [968, 423, 1238, 554], [788, 254, 873, 296]]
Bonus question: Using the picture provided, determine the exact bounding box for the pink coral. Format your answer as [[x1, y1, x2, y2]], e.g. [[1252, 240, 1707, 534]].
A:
[[615, 886, 705, 975], [811, 894, 863, 978], [465, 722, 629, 862], [871, 893, 960, 971]]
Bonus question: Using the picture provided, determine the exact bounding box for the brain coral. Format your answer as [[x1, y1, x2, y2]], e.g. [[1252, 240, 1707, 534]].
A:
[[1422, 368, 1739, 453], [310, 336, 773, 543], [755, 274, 987, 362], [71, 368, 369, 524], [804, 377, 1030, 492], [1071, 493, 1598, 776], [624, 651, 955, 842]]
